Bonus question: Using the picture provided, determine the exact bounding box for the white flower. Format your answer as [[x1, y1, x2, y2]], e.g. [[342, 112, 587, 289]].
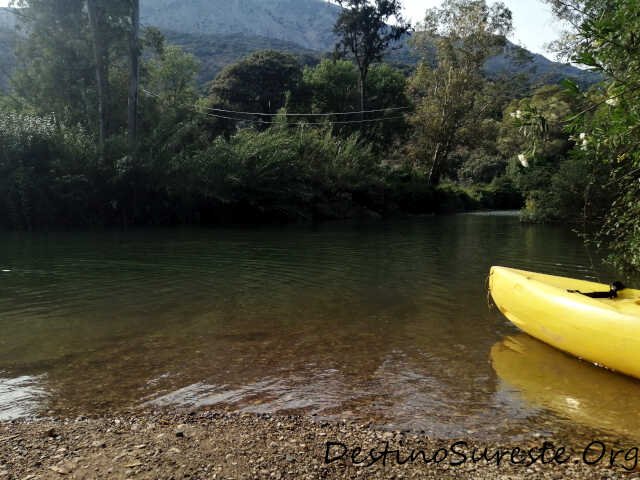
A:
[[606, 97, 619, 107], [518, 154, 529, 168], [579, 132, 587, 140]]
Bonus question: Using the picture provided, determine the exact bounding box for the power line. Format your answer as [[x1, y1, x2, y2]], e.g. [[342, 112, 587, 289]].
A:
[[201, 110, 405, 125], [142, 88, 407, 126], [203, 104, 410, 117]]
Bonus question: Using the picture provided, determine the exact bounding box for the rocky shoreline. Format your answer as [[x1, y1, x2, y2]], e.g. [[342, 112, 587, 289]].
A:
[[0, 410, 633, 479]]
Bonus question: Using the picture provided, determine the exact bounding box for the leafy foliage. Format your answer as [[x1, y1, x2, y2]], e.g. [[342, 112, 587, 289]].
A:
[[407, 0, 513, 185], [11, 0, 96, 128], [539, 0, 640, 271], [207, 50, 304, 127], [303, 59, 410, 149], [332, 0, 410, 114], [304, 59, 360, 114], [0, 110, 97, 228]]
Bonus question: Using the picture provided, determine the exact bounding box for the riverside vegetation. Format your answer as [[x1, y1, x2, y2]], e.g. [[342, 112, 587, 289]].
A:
[[0, 0, 638, 271]]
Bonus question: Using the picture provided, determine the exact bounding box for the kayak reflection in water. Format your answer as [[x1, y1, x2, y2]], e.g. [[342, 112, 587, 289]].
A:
[[491, 334, 640, 441]]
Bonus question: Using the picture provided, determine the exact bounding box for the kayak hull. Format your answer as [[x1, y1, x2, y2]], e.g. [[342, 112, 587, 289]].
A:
[[489, 266, 640, 380]]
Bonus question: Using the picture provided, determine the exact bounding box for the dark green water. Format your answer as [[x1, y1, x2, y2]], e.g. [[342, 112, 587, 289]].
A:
[[1, 213, 639, 442]]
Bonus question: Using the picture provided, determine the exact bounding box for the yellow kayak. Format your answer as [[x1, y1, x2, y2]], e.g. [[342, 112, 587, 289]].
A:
[[489, 266, 640, 379], [491, 334, 640, 439]]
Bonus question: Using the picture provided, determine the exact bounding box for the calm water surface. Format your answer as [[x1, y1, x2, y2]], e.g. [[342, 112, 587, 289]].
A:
[[1, 214, 639, 443]]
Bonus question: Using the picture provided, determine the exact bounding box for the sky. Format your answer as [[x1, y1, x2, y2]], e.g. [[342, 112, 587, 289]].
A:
[[0, 0, 565, 60], [402, 0, 563, 59]]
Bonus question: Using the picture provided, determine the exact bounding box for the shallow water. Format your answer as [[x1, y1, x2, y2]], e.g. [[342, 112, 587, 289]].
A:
[[1, 214, 638, 443]]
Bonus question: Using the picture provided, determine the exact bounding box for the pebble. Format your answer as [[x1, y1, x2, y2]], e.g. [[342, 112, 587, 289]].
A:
[[0, 410, 627, 480], [48, 464, 71, 475]]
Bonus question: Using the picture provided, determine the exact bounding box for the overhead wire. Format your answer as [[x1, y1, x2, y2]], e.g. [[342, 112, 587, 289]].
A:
[[201, 111, 406, 125], [202, 104, 410, 117], [142, 88, 407, 126]]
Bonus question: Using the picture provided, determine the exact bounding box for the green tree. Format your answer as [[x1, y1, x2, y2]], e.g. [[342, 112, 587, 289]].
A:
[[303, 59, 410, 148], [127, 0, 140, 155], [208, 50, 303, 127], [145, 46, 199, 112], [114, 39, 202, 226], [333, 0, 410, 118], [304, 59, 360, 115], [0, 109, 97, 229], [407, 0, 512, 185], [497, 84, 606, 222], [139, 42, 203, 157], [12, 0, 136, 148], [541, 0, 640, 271], [11, 0, 95, 127], [86, 0, 109, 156], [363, 63, 411, 149], [410, 0, 512, 185]]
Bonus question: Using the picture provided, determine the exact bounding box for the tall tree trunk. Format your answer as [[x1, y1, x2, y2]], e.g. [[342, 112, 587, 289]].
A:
[[358, 69, 367, 121], [127, 0, 140, 156], [87, 0, 108, 160], [428, 143, 441, 185]]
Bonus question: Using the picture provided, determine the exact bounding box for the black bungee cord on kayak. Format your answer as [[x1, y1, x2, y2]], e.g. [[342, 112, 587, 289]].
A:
[[567, 281, 626, 299]]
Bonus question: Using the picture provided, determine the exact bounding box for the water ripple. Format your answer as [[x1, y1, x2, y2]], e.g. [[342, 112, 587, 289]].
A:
[[0, 217, 626, 443]]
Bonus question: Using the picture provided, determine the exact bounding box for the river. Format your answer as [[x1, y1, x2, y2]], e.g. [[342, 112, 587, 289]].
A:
[[1, 213, 638, 443]]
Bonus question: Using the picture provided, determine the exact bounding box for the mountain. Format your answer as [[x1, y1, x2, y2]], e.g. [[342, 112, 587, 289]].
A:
[[485, 42, 601, 88], [143, 0, 600, 87], [141, 0, 340, 51], [164, 31, 319, 85], [0, 7, 15, 29], [0, 8, 17, 90], [0, 1, 600, 91]]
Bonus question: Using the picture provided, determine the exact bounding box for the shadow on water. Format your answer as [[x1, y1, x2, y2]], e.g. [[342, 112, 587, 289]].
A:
[[0, 214, 631, 442]]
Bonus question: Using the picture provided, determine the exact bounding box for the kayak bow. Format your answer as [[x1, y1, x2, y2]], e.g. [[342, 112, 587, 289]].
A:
[[489, 266, 640, 379]]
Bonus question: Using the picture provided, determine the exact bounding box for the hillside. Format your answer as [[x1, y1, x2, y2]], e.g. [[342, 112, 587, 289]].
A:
[[167, 29, 600, 88], [141, 0, 339, 51], [0, 27, 15, 91], [485, 42, 601, 88], [0, 7, 15, 29], [0, 2, 600, 91], [0, 8, 17, 90], [140, 0, 599, 87], [164, 31, 320, 86]]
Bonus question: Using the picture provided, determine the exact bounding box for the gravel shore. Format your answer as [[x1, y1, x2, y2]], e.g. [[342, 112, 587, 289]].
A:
[[0, 410, 636, 479]]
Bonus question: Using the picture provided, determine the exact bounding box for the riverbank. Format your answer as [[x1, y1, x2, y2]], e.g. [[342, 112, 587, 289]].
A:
[[0, 410, 628, 479]]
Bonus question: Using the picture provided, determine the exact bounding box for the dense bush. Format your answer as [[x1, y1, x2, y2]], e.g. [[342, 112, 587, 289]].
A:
[[165, 126, 386, 222], [0, 110, 97, 228]]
